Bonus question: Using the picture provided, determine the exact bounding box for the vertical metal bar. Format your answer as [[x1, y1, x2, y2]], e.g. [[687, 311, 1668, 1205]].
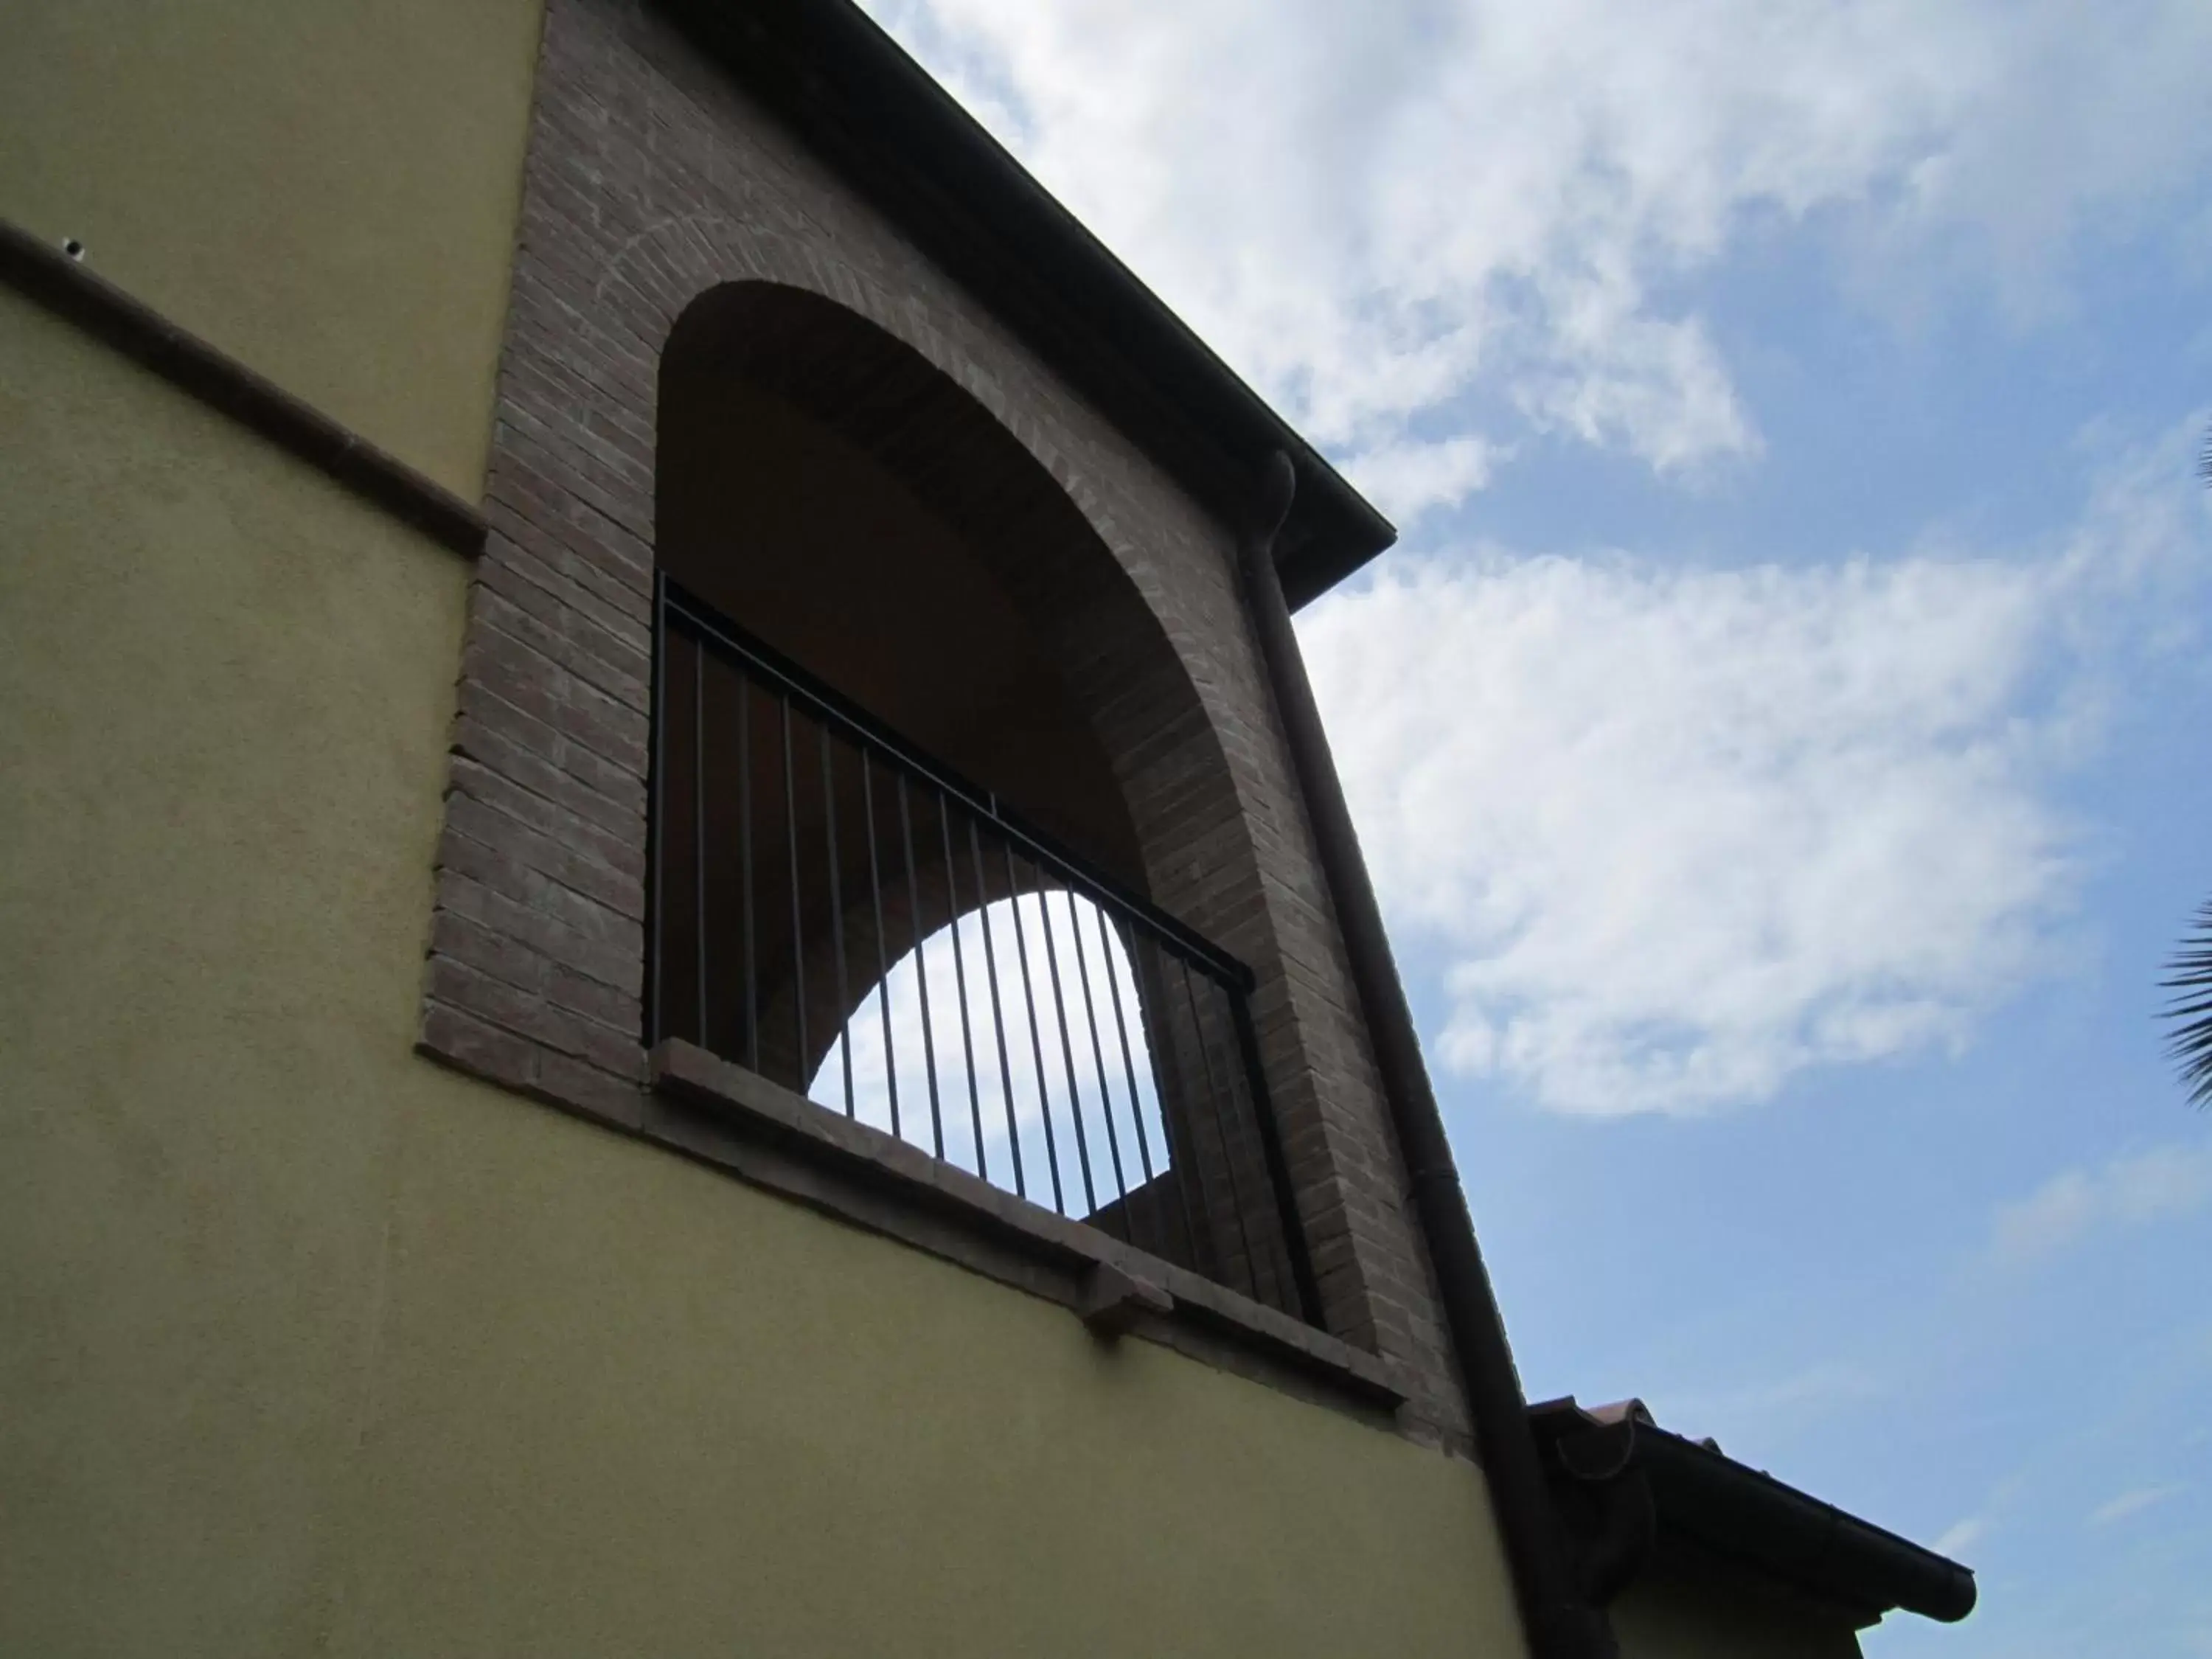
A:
[[820, 726, 853, 1117], [1035, 877, 1101, 1223], [647, 574, 667, 1048], [897, 773, 943, 1158], [694, 633, 708, 1050], [1132, 931, 1203, 1269], [1004, 846, 1064, 1214], [970, 821, 1025, 1200], [861, 752, 899, 1140], [1065, 889, 1133, 1237], [1098, 906, 1158, 1192], [1179, 952, 1264, 1304], [737, 674, 757, 1071], [782, 695, 808, 1086], [649, 584, 1310, 1316], [1225, 973, 1321, 1325], [939, 796, 987, 1180]]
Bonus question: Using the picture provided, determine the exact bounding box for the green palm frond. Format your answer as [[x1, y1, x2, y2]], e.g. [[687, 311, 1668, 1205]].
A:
[[2163, 900, 2212, 1109], [2168, 434, 2212, 1107]]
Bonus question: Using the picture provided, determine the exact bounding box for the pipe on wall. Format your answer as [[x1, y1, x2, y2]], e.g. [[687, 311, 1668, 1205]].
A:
[[1237, 451, 1613, 1659]]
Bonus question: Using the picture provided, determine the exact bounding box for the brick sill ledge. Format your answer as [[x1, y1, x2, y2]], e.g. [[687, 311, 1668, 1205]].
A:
[[644, 1038, 1408, 1423]]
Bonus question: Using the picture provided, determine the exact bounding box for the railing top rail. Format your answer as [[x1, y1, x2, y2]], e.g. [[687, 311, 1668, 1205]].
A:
[[660, 577, 1256, 991]]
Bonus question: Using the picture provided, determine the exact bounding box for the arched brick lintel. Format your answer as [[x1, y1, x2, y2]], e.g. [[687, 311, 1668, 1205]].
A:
[[422, 214, 1330, 1270], [419, 0, 1471, 1444]]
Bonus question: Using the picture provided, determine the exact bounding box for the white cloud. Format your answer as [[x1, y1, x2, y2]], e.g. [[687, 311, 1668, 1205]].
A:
[[851, 2, 2212, 1114], [1307, 549, 2060, 1111], [866, 0, 2212, 487], [809, 891, 1173, 1221], [1658, 1360, 1885, 1447], [2089, 1485, 2185, 1527], [1931, 1515, 1986, 1559], [1514, 312, 1757, 476], [1343, 436, 1501, 524], [1992, 1144, 2212, 1267], [1297, 420, 2209, 1114]]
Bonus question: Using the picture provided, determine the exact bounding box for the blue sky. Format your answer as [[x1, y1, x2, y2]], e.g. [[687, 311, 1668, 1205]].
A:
[[861, 1, 2212, 1649]]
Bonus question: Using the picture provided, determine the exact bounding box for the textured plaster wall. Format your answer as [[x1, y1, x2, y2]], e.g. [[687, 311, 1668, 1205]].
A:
[[0, 286, 473, 1655], [1608, 1558, 1865, 1659], [0, 0, 544, 495], [0, 288, 1528, 1657]]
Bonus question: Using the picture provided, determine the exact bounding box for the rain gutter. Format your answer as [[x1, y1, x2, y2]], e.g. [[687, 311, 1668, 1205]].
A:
[[1237, 453, 1615, 1659]]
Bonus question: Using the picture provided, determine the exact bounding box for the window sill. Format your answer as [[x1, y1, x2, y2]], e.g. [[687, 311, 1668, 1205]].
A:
[[644, 1038, 1409, 1424]]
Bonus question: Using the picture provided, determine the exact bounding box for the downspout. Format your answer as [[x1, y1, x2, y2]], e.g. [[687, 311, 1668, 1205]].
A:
[[1237, 452, 1612, 1659]]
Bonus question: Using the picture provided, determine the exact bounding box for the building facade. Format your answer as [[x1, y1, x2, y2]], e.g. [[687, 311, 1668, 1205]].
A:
[[0, 1, 1972, 1655]]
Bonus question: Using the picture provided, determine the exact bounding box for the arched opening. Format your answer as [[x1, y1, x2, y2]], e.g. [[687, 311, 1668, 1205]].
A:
[[807, 892, 1180, 1248], [656, 282, 1141, 881], [647, 282, 1312, 1316]]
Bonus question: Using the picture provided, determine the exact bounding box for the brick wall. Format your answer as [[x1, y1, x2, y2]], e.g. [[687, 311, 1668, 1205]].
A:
[[418, 0, 1472, 1447]]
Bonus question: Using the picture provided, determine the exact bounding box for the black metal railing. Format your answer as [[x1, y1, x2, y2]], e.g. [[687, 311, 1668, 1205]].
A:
[[650, 575, 1320, 1324]]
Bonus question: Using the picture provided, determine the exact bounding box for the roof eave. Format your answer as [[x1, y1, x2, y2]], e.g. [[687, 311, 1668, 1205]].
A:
[[1529, 1397, 1978, 1628]]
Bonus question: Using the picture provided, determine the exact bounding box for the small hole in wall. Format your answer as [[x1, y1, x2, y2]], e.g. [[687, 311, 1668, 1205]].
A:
[[60, 238, 85, 261]]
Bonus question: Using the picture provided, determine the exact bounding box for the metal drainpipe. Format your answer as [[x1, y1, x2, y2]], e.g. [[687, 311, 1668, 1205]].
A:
[[1237, 452, 1612, 1659]]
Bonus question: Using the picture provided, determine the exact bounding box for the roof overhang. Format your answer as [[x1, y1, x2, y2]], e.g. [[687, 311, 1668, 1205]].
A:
[[657, 0, 1397, 610], [1528, 1397, 1978, 1630]]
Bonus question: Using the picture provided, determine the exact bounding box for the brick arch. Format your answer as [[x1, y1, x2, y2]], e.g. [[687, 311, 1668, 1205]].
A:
[[422, 225, 1276, 1146], [599, 218, 1271, 823], [656, 274, 1232, 886], [649, 276, 1306, 1304], [420, 103, 1466, 1419]]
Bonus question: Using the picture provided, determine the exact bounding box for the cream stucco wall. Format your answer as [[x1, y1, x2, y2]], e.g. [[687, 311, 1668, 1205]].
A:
[[0, 0, 544, 495], [0, 284, 1530, 1655], [1609, 1554, 1865, 1659]]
